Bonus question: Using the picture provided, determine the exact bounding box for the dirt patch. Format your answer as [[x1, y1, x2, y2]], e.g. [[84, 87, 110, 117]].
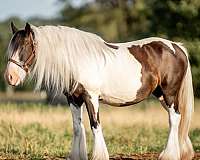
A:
[[1, 153, 199, 160], [110, 153, 200, 160], [30, 153, 200, 160], [110, 153, 159, 160]]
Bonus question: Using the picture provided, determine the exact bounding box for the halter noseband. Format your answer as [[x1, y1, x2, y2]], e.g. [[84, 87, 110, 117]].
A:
[[8, 32, 36, 73]]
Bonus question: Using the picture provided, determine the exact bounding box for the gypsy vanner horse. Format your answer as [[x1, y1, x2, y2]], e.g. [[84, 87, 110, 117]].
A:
[[4, 23, 194, 160]]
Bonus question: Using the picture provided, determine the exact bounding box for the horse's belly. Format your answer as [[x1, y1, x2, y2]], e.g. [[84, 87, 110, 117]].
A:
[[100, 50, 142, 104]]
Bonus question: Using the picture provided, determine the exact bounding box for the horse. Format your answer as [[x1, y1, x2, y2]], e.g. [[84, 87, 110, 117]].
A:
[[4, 22, 194, 160]]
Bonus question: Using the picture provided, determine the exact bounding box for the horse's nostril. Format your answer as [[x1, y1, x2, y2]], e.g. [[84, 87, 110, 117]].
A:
[[9, 74, 12, 81]]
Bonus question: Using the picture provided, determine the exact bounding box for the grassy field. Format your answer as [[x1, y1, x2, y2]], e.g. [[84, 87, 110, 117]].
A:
[[0, 100, 200, 159]]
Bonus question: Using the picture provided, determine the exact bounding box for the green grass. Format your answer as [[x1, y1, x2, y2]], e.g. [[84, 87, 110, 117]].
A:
[[0, 102, 199, 159]]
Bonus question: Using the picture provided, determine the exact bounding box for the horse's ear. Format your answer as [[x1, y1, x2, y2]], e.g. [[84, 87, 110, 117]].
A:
[[25, 22, 31, 35], [10, 22, 18, 34]]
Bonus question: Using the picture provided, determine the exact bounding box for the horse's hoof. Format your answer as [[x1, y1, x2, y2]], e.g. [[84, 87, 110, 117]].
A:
[[91, 152, 109, 160], [66, 154, 88, 160], [159, 150, 180, 160]]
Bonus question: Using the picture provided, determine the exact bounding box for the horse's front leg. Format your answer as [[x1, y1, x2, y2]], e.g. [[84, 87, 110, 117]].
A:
[[83, 91, 109, 160], [68, 104, 88, 160]]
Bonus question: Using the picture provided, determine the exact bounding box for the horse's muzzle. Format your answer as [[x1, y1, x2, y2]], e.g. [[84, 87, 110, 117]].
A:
[[4, 68, 21, 86]]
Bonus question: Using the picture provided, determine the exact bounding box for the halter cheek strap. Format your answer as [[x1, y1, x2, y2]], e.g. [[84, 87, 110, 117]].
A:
[[8, 32, 36, 73]]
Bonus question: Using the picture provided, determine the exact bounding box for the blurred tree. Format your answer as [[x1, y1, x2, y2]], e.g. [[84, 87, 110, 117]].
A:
[[59, 0, 152, 41]]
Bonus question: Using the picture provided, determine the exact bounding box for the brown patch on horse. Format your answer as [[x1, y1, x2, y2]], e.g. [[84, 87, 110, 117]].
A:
[[104, 42, 119, 49], [73, 83, 85, 97], [64, 83, 100, 128], [126, 41, 188, 112], [127, 42, 164, 103], [127, 41, 187, 110], [160, 43, 187, 111], [64, 83, 85, 107]]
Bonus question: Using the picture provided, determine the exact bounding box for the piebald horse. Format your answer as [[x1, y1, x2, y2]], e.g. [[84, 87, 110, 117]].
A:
[[4, 22, 194, 160]]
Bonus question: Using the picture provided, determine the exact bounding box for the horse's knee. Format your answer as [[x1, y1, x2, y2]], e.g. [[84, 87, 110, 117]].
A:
[[73, 119, 82, 136]]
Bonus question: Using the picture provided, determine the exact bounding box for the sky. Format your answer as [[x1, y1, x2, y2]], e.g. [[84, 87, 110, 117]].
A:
[[0, 0, 62, 21], [0, 0, 94, 22]]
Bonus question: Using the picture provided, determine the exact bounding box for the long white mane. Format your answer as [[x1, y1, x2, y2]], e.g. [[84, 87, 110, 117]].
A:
[[31, 25, 115, 93]]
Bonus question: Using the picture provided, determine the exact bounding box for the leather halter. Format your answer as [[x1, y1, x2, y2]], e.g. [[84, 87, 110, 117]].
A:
[[8, 32, 36, 73]]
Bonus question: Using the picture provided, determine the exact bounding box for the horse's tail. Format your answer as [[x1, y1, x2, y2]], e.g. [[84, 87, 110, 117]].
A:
[[177, 44, 194, 159]]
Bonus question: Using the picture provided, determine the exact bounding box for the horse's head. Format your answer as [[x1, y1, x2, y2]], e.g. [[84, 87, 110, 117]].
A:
[[4, 22, 36, 86]]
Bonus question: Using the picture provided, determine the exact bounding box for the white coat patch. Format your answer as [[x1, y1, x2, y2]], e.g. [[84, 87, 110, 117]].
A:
[[100, 47, 142, 103]]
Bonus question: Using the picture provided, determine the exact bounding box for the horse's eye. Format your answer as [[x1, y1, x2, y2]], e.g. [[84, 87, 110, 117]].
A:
[[20, 46, 24, 51]]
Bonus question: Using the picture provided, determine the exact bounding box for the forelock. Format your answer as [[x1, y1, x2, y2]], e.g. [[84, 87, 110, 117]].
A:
[[8, 30, 27, 57]]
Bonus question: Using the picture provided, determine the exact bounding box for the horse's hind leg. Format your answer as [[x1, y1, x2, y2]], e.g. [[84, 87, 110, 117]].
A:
[[83, 91, 109, 160], [155, 80, 194, 160], [156, 90, 193, 160], [153, 87, 181, 159], [159, 101, 181, 160]]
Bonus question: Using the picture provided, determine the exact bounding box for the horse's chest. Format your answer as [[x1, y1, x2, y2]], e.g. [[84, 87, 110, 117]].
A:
[[100, 51, 142, 103]]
